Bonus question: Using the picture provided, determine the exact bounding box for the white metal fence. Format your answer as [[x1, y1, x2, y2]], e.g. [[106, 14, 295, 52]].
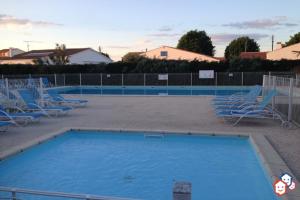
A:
[[263, 75, 300, 126]]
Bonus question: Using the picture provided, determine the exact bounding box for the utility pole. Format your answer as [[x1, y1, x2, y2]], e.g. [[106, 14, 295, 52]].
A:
[[271, 35, 274, 51], [244, 40, 248, 52], [24, 41, 42, 51]]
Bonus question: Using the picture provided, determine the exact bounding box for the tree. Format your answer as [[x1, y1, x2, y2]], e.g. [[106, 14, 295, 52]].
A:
[[285, 32, 300, 46], [177, 30, 215, 56], [225, 37, 260, 60], [98, 45, 110, 58], [50, 44, 69, 65], [122, 52, 143, 63]]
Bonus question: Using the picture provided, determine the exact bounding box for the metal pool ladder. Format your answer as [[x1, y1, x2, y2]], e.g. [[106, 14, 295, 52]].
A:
[[0, 186, 140, 200]]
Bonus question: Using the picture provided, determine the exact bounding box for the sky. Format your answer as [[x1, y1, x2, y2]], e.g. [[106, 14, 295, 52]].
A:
[[0, 0, 300, 61]]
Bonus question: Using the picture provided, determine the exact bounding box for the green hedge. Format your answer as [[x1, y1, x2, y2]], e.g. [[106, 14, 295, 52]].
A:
[[0, 58, 299, 74]]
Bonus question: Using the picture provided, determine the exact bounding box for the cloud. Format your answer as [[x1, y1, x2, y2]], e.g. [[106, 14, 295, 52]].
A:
[[0, 14, 62, 28], [105, 45, 131, 49], [223, 17, 298, 29], [211, 33, 269, 44], [158, 26, 173, 32], [147, 33, 181, 38], [135, 39, 152, 45]]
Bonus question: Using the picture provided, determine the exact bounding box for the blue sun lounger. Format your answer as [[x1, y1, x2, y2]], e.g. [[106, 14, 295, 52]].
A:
[[215, 90, 286, 126], [0, 105, 45, 125], [47, 89, 88, 107], [212, 85, 261, 104], [212, 85, 262, 110], [18, 89, 73, 116], [0, 120, 16, 132]]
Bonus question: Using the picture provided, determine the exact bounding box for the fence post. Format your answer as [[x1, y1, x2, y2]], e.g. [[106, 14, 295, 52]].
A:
[[288, 78, 294, 122], [272, 76, 276, 110], [79, 73, 82, 86], [144, 73, 146, 86], [215, 72, 218, 86], [63, 74, 66, 86], [54, 74, 57, 86], [100, 73, 103, 87], [100, 73, 103, 95], [262, 75, 267, 97], [167, 73, 169, 87], [241, 72, 244, 86], [122, 73, 124, 86], [268, 74, 271, 91], [39, 78, 44, 107], [5, 78, 9, 98]]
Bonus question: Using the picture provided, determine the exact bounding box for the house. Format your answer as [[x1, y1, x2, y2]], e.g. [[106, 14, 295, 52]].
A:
[[239, 42, 300, 61], [239, 52, 267, 60], [267, 42, 300, 61], [0, 48, 25, 58], [0, 48, 113, 65], [140, 46, 220, 62]]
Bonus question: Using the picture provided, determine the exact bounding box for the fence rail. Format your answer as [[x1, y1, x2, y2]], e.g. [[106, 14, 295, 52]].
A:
[[0, 72, 296, 87], [0, 186, 139, 200]]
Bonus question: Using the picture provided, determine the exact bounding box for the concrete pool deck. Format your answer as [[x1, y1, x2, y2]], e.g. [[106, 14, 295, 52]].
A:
[[0, 95, 299, 199]]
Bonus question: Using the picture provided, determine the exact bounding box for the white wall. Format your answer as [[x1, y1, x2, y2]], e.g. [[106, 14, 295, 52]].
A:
[[0, 59, 34, 64], [267, 43, 300, 60], [10, 48, 25, 57], [141, 46, 220, 62], [68, 49, 113, 64]]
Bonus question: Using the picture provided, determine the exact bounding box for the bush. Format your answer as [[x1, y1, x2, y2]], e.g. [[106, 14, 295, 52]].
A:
[[0, 58, 299, 75]]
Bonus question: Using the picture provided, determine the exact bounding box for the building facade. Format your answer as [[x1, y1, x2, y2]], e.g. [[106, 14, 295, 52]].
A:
[[140, 46, 220, 62], [0, 48, 113, 64], [267, 43, 300, 61], [0, 48, 25, 58]]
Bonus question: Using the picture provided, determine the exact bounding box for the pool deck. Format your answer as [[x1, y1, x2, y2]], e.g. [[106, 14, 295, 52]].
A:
[[0, 95, 299, 199]]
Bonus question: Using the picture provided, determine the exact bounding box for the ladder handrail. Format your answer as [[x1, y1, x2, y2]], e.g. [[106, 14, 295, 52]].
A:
[[0, 186, 140, 200]]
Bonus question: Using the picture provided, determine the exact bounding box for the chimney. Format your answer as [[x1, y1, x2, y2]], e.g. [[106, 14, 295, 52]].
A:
[[8, 48, 13, 57], [275, 42, 284, 50]]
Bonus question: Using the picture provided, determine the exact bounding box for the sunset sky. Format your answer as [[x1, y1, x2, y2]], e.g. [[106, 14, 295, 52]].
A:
[[1, 0, 299, 61]]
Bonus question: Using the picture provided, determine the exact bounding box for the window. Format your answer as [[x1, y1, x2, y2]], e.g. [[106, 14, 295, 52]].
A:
[[160, 51, 168, 57]]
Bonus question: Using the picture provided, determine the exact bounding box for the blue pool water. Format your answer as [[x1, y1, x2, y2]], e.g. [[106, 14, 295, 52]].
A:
[[55, 86, 250, 96], [0, 131, 278, 200]]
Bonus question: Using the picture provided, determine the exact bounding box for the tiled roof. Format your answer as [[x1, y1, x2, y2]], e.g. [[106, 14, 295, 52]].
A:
[[0, 49, 9, 53], [214, 57, 226, 61], [13, 48, 90, 59], [240, 52, 267, 59]]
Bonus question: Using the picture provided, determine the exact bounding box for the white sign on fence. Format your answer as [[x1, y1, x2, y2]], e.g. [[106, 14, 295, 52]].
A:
[[158, 74, 168, 80], [199, 70, 214, 79]]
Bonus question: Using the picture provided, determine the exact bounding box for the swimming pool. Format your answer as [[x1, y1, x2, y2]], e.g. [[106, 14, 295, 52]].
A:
[[55, 86, 251, 96], [0, 131, 277, 200]]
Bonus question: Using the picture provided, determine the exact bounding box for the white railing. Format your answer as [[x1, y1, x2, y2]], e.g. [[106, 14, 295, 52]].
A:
[[263, 75, 300, 126], [0, 186, 139, 200]]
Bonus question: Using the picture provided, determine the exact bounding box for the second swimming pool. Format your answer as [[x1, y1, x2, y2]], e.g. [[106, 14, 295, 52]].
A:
[[55, 86, 250, 96]]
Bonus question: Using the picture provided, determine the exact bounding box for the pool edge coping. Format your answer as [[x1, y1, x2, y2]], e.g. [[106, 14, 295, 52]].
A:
[[249, 134, 300, 200], [1, 127, 299, 199]]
